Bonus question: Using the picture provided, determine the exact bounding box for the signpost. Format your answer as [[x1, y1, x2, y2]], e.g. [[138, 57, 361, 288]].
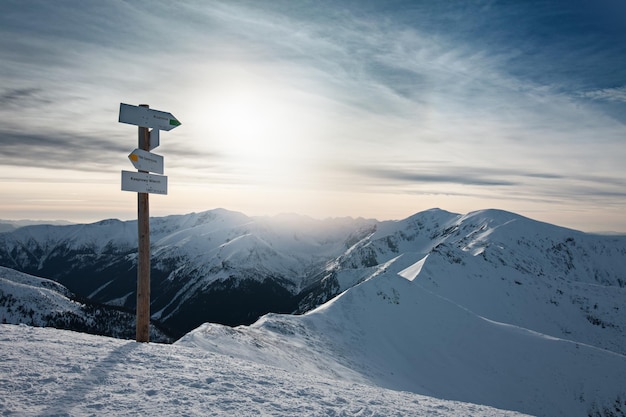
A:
[[121, 170, 168, 194], [127, 148, 164, 175], [119, 103, 181, 131], [119, 103, 180, 342]]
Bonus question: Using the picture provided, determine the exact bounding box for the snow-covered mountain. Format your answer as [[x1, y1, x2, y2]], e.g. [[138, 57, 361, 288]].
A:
[[300, 209, 626, 355], [0, 266, 171, 342], [176, 208, 626, 417], [0, 219, 74, 233], [0, 324, 531, 416], [1, 208, 624, 344], [0, 209, 375, 337]]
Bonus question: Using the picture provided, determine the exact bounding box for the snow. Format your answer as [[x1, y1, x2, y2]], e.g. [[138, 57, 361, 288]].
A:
[[178, 268, 626, 417], [0, 324, 531, 417], [0, 266, 81, 325], [398, 254, 428, 281]]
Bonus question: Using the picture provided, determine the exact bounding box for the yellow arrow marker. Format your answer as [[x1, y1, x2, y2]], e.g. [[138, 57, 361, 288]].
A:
[[127, 148, 164, 174]]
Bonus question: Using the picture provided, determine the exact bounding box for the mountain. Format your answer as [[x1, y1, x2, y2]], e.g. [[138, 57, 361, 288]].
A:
[[0, 266, 171, 342], [0, 324, 531, 417], [176, 209, 626, 417], [299, 208, 626, 354], [0, 209, 374, 337], [0, 219, 74, 232], [0, 207, 624, 344]]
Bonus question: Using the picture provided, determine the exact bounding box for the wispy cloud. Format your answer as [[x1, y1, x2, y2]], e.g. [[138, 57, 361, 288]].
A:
[[0, 130, 127, 171], [581, 86, 626, 103], [0, 88, 51, 109], [1, 0, 625, 230], [357, 166, 519, 187]]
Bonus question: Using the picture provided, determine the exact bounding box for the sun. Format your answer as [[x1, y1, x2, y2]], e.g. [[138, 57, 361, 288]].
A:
[[203, 78, 316, 188], [216, 90, 282, 161], [183, 63, 337, 194]]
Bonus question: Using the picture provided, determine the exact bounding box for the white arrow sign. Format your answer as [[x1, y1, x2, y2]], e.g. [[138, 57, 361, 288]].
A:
[[121, 170, 168, 195], [128, 148, 164, 174], [119, 103, 181, 131]]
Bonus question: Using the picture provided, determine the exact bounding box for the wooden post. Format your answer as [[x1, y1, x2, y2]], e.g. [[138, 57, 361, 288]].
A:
[[136, 104, 151, 342]]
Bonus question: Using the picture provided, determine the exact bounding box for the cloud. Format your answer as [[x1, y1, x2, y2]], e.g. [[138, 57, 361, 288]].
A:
[[362, 166, 519, 187], [1, 0, 625, 230], [0, 88, 52, 109], [581, 86, 626, 103], [347, 162, 626, 205], [0, 130, 127, 172]]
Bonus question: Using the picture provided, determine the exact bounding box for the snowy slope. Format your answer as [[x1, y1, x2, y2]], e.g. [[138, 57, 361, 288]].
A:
[[148, 211, 373, 323], [0, 265, 79, 324], [300, 209, 626, 354], [0, 266, 170, 342], [180, 269, 626, 417], [0, 324, 531, 417]]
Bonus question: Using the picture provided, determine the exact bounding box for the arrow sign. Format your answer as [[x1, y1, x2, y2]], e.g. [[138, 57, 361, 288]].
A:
[[119, 103, 181, 131], [128, 148, 164, 174], [121, 170, 168, 195]]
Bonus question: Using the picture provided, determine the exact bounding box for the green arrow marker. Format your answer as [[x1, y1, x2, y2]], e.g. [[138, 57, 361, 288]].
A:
[[119, 103, 181, 131]]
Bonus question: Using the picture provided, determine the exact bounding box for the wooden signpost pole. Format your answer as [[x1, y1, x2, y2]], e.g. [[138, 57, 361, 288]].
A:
[[136, 104, 151, 343], [119, 102, 179, 343]]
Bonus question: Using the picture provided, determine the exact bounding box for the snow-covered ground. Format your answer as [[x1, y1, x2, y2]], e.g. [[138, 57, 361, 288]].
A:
[[0, 324, 530, 417], [178, 267, 626, 417]]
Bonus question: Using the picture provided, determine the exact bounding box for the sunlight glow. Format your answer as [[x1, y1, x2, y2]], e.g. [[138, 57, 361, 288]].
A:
[[185, 63, 336, 190], [214, 89, 290, 167]]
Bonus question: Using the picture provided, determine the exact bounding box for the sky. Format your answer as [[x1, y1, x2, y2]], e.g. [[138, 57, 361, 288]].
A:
[[1, 0, 625, 232]]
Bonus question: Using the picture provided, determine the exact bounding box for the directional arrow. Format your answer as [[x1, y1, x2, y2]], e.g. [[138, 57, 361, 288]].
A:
[[119, 103, 181, 131], [128, 148, 164, 174], [121, 170, 168, 195]]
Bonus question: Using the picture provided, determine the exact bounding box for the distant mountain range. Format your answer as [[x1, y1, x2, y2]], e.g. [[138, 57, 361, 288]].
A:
[[0, 219, 74, 233], [0, 209, 374, 337], [1, 208, 624, 341], [1, 207, 625, 416]]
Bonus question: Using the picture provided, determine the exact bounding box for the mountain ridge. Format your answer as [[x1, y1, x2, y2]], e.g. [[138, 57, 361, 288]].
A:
[[179, 241, 626, 417], [1, 207, 624, 342]]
